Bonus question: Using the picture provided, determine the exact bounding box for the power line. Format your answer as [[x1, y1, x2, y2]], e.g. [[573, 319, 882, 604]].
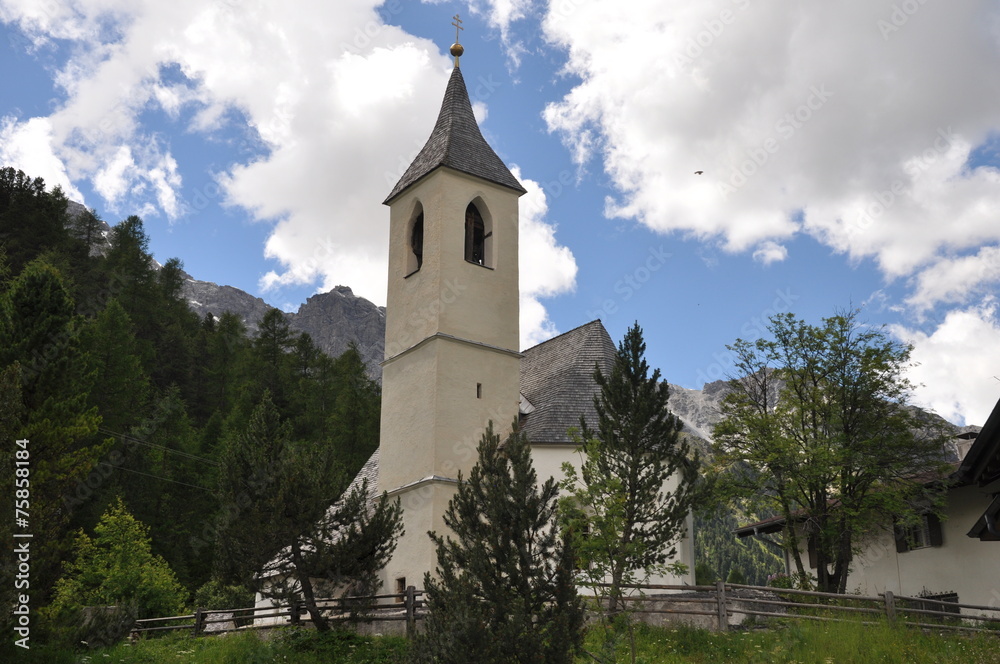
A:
[[111, 465, 215, 493], [98, 427, 221, 466]]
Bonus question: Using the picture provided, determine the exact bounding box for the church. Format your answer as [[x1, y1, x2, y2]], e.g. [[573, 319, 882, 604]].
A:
[[366, 37, 695, 594]]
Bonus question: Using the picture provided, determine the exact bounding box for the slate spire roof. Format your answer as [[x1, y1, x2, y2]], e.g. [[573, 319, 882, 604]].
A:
[[384, 65, 527, 204]]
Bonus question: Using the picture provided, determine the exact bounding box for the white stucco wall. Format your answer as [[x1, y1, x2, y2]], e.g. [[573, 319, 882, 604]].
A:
[[531, 444, 696, 588], [787, 485, 1000, 612], [379, 166, 523, 595]]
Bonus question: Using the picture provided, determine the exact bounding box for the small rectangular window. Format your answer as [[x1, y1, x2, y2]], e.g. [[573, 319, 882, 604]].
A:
[[476, 383, 482, 399], [896, 513, 943, 553], [395, 577, 406, 603]]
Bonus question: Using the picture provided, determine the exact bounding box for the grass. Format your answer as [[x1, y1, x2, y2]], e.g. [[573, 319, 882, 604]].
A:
[[584, 619, 1000, 663], [8, 620, 998, 663], [15, 628, 410, 664]]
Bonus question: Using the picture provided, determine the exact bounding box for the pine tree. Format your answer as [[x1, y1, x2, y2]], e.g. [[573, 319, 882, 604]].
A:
[[328, 343, 380, 473], [561, 323, 699, 615], [0, 260, 104, 601], [251, 308, 297, 408], [0, 167, 72, 276], [413, 422, 583, 664], [81, 298, 150, 434], [216, 391, 402, 631], [202, 311, 249, 416]]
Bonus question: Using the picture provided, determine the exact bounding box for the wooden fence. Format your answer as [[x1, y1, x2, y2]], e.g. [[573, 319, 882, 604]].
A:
[[132, 586, 423, 638], [134, 582, 1000, 640], [597, 581, 1000, 634]]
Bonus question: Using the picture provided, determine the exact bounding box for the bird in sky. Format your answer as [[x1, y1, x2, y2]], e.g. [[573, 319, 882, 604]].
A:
[[694, 170, 704, 175]]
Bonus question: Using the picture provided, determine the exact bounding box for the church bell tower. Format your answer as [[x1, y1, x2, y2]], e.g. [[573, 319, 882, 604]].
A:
[[378, 27, 526, 590]]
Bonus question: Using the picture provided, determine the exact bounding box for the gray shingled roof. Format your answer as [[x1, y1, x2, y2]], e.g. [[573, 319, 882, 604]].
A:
[[383, 66, 527, 204], [519, 320, 617, 445]]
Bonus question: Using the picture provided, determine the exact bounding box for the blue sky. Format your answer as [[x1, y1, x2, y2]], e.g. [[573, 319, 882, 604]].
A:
[[2, 1, 1000, 426]]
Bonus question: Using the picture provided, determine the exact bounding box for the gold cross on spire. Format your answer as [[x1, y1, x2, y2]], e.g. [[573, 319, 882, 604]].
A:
[[450, 14, 465, 66]]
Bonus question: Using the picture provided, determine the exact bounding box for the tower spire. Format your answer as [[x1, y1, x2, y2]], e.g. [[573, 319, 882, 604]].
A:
[[450, 14, 464, 66]]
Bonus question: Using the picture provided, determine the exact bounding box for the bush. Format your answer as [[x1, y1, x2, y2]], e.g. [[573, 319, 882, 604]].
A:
[[694, 561, 717, 585], [42, 498, 187, 648], [193, 578, 255, 611]]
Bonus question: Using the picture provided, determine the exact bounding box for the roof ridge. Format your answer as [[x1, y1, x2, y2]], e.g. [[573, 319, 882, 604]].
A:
[[523, 319, 609, 354]]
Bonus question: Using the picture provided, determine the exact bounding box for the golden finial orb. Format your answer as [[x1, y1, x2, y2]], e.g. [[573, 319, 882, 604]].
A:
[[450, 43, 464, 58]]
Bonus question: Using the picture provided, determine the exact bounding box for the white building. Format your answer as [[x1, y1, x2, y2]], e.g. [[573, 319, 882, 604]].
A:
[[373, 46, 694, 595], [736, 394, 1000, 610]]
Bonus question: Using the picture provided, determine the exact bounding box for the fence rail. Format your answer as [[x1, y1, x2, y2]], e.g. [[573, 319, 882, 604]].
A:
[[133, 582, 1000, 640], [579, 581, 1000, 635], [132, 586, 424, 638]]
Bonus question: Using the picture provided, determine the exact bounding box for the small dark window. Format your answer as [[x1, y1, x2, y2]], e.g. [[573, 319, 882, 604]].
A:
[[465, 203, 485, 265], [411, 213, 424, 270], [476, 383, 482, 399], [895, 513, 943, 553], [395, 577, 406, 603]]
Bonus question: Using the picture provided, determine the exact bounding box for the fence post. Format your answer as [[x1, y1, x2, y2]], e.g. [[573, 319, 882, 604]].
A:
[[290, 599, 301, 626], [884, 591, 896, 625], [193, 608, 205, 636], [715, 580, 728, 632], [405, 586, 417, 638]]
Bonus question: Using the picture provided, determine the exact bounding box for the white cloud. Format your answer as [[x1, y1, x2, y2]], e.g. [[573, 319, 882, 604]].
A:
[[460, 0, 533, 67], [0, 0, 577, 349], [542, 0, 1000, 304], [0, 116, 84, 201], [891, 301, 1000, 426], [752, 240, 787, 265], [93, 145, 136, 204], [515, 166, 579, 348], [0, 0, 445, 302], [906, 245, 1000, 313]]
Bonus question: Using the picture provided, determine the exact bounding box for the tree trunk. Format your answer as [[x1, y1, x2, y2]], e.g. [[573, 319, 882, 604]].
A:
[[608, 563, 624, 616], [290, 540, 329, 632]]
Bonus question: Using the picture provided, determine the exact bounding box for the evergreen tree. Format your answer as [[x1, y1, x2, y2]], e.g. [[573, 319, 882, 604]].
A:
[[151, 257, 199, 395], [693, 512, 783, 587], [561, 323, 699, 615], [104, 216, 159, 352], [119, 388, 214, 590], [216, 392, 402, 631], [251, 308, 297, 408], [328, 343, 381, 473], [0, 167, 72, 276], [0, 260, 104, 601], [81, 298, 150, 434], [202, 311, 249, 416], [413, 423, 583, 664]]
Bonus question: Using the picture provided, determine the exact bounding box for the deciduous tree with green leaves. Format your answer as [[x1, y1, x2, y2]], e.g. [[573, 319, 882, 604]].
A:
[[44, 497, 188, 646], [413, 422, 583, 664], [711, 310, 950, 593]]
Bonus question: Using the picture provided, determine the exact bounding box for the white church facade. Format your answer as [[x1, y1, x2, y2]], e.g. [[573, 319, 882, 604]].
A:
[[371, 47, 694, 594]]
